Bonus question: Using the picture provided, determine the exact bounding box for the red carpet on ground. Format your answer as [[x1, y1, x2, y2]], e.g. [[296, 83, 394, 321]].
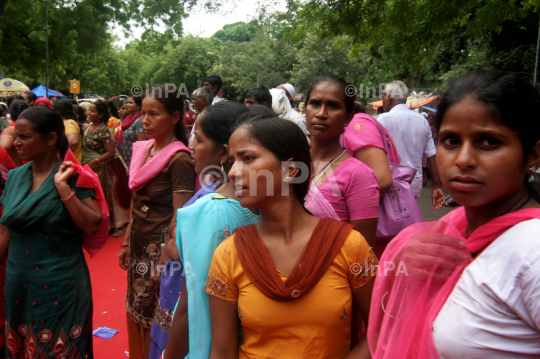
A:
[[85, 234, 129, 358]]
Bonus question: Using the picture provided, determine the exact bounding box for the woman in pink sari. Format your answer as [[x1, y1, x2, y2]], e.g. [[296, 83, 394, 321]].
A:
[[369, 71, 540, 358], [305, 76, 379, 247]]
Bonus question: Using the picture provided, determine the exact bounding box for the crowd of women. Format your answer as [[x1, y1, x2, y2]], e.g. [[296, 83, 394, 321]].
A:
[[0, 69, 538, 359]]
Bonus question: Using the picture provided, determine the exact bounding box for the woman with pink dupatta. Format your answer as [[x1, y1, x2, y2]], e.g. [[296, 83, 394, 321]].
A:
[[369, 71, 540, 358], [117, 95, 147, 169], [118, 85, 196, 359]]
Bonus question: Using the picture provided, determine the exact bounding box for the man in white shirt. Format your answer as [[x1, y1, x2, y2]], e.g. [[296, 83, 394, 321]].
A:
[[378, 81, 444, 207], [202, 75, 223, 105]]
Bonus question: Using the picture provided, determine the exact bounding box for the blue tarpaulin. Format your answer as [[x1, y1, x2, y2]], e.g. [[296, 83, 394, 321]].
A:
[[31, 85, 67, 98]]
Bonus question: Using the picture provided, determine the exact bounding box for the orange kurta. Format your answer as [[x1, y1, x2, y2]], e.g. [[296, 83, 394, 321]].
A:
[[206, 230, 378, 359]]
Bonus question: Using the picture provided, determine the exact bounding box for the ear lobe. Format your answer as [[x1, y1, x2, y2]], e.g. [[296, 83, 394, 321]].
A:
[[526, 140, 540, 173], [220, 144, 229, 159], [172, 111, 181, 125]]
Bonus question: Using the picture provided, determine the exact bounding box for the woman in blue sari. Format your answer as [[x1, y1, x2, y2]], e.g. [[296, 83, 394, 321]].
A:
[[152, 102, 259, 359]]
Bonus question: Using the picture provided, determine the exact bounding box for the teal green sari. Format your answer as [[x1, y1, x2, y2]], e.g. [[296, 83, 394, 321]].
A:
[[0, 162, 95, 358]]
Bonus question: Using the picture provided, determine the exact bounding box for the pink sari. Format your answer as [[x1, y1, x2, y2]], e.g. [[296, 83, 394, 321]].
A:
[[368, 206, 540, 358], [304, 181, 340, 220]]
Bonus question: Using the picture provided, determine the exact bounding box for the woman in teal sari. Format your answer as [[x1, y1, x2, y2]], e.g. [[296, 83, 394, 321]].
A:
[[162, 102, 259, 359], [0, 107, 103, 358]]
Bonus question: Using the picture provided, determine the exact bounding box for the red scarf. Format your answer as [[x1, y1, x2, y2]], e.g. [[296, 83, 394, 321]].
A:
[[234, 218, 356, 301], [117, 111, 142, 146]]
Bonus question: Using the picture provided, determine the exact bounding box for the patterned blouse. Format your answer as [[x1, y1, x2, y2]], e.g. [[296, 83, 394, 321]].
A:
[[84, 124, 111, 155], [119, 118, 144, 167]]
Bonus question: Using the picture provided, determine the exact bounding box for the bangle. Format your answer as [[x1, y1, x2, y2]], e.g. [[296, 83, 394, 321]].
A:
[[95, 158, 101, 164], [120, 243, 129, 248], [61, 190, 76, 202]]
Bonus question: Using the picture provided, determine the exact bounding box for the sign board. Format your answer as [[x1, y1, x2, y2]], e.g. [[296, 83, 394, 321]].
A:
[[70, 80, 80, 94]]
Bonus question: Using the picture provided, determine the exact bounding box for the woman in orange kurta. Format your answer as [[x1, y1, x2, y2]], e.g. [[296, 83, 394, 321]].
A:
[[205, 115, 378, 359]]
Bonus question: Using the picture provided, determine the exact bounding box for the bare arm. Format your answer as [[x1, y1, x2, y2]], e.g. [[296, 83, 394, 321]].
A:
[[54, 163, 103, 236], [0, 223, 10, 264], [119, 201, 133, 270], [0, 128, 15, 151], [164, 279, 189, 359], [344, 278, 375, 359], [208, 296, 239, 359], [427, 156, 445, 210], [65, 132, 80, 154], [151, 192, 192, 290], [350, 219, 378, 248], [88, 138, 116, 171], [354, 147, 393, 197]]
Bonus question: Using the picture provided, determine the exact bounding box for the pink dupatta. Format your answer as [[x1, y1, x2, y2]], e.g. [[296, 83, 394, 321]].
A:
[[304, 181, 340, 220], [128, 139, 191, 192], [65, 149, 110, 257], [368, 206, 540, 358]]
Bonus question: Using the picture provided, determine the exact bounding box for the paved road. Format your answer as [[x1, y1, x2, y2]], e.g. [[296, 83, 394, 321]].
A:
[[417, 178, 453, 222]]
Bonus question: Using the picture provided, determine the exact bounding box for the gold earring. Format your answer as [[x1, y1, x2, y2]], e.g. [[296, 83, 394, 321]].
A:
[[221, 161, 224, 171]]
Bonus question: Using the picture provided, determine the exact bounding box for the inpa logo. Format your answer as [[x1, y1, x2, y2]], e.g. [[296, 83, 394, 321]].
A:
[[3, 81, 12, 88]]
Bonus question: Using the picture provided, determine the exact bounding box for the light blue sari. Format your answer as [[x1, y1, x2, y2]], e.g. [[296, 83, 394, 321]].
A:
[[175, 193, 259, 358]]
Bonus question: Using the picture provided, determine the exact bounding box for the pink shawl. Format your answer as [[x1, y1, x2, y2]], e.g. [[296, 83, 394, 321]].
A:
[[64, 149, 110, 257], [128, 139, 191, 192], [368, 206, 540, 358], [34, 97, 53, 109], [117, 111, 141, 146], [304, 181, 340, 220]]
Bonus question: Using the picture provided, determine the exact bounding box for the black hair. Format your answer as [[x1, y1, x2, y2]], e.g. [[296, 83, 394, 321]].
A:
[[73, 105, 87, 129], [7, 95, 24, 108], [247, 104, 274, 115], [53, 98, 76, 120], [236, 95, 245, 104], [129, 95, 142, 109], [93, 100, 111, 126], [435, 71, 540, 156], [354, 102, 366, 114], [143, 84, 188, 146], [19, 106, 69, 158], [0, 103, 7, 112], [198, 101, 249, 151], [9, 100, 29, 121], [245, 87, 273, 110], [23, 92, 37, 103], [218, 85, 229, 97], [204, 75, 223, 90], [305, 76, 355, 114], [233, 114, 311, 205], [105, 100, 119, 118], [377, 106, 385, 114]]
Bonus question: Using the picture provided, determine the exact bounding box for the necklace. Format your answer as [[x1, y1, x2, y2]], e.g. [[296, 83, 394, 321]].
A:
[[502, 194, 531, 215], [313, 149, 346, 184]]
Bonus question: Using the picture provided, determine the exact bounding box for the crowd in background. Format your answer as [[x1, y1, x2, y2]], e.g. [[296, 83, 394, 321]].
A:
[[0, 70, 538, 359]]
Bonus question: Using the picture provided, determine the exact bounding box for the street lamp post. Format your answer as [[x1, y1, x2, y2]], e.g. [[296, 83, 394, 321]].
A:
[[206, 52, 222, 77]]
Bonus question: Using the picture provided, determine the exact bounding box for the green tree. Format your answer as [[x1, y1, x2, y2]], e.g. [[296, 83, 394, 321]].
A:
[[213, 31, 296, 95]]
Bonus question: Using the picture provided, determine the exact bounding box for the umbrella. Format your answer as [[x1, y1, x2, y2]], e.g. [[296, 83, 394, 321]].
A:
[[31, 85, 66, 98], [0, 78, 30, 95]]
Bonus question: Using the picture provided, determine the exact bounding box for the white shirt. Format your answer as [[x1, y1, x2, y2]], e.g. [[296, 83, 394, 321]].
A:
[[432, 219, 540, 358], [212, 96, 225, 105], [378, 104, 436, 197]]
